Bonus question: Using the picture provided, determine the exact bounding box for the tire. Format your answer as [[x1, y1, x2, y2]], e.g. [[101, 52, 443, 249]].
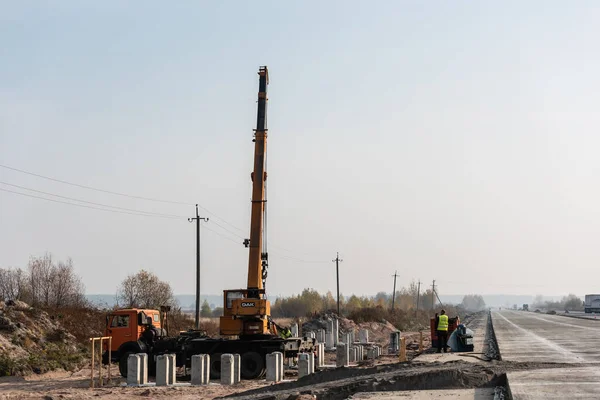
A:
[[241, 351, 264, 379], [119, 352, 133, 378], [209, 353, 222, 380]]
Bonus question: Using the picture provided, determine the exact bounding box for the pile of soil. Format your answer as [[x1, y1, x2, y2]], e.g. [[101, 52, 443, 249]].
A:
[[0, 300, 87, 376], [302, 312, 403, 351]]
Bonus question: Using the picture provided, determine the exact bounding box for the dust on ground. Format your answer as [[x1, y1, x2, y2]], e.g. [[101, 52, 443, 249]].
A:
[[1, 311, 512, 400]]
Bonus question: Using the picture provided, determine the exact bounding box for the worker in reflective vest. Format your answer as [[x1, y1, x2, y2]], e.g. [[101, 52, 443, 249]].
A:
[[436, 309, 449, 353]]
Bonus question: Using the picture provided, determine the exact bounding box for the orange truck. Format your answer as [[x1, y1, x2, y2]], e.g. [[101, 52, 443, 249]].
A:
[[102, 308, 162, 376]]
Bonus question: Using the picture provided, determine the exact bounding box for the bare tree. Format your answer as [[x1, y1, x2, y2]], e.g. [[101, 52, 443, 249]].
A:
[[117, 269, 176, 309], [0, 267, 29, 301], [2, 254, 85, 308]]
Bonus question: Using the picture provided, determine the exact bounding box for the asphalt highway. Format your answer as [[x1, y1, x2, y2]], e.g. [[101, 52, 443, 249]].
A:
[[492, 310, 600, 399]]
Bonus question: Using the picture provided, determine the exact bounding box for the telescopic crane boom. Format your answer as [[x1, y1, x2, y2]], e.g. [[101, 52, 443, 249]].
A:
[[247, 65, 269, 298], [220, 66, 275, 337]]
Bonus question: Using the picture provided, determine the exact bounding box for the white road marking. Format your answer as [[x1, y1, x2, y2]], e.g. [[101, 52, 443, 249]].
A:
[[494, 312, 583, 362]]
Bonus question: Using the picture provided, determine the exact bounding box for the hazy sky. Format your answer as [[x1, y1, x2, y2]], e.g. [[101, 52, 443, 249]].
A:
[[2, 1, 600, 299]]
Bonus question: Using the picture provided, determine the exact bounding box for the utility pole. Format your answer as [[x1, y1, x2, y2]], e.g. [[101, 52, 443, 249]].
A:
[[431, 280, 436, 311], [189, 204, 209, 330], [416, 280, 421, 317], [332, 252, 343, 315], [391, 271, 398, 311]]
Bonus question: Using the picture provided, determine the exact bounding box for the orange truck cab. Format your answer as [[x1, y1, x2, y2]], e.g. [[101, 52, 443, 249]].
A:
[[102, 308, 161, 369]]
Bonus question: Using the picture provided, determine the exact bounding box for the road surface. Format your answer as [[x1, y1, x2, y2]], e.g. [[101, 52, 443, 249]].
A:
[[493, 310, 600, 399]]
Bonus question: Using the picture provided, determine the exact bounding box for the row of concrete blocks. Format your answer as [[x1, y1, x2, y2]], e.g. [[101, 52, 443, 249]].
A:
[[335, 343, 381, 367], [127, 353, 174, 386], [127, 353, 242, 386]]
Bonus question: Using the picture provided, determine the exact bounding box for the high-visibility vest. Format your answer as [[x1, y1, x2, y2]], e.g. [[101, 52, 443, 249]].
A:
[[438, 314, 449, 331]]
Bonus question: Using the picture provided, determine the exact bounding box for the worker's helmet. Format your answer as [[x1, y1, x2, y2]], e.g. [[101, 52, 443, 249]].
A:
[[441, 309, 446, 314]]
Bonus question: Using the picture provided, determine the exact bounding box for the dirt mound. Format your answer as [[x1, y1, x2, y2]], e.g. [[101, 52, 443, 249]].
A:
[[0, 301, 86, 376], [302, 312, 399, 349]]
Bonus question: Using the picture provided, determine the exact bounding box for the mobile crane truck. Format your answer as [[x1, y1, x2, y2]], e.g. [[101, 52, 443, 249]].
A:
[[103, 66, 315, 379]]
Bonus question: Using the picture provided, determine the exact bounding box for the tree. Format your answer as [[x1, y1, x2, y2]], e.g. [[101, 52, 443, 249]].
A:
[[0, 267, 28, 301], [200, 300, 212, 317], [562, 294, 583, 311], [460, 294, 486, 311], [117, 269, 176, 309], [0, 254, 85, 308]]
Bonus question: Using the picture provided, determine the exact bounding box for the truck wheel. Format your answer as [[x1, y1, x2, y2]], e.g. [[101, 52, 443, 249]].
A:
[[209, 353, 222, 380], [119, 352, 133, 378], [241, 351, 264, 379]]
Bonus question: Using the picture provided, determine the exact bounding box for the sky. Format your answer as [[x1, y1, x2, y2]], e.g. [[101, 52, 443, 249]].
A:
[[2, 1, 600, 299]]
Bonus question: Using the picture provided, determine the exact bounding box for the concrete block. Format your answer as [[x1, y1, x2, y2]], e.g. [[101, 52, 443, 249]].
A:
[[155, 354, 169, 386], [137, 353, 148, 385], [336, 343, 349, 367], [298, 353, 310, 378], [233, 354, 241, 384], [167, 354, 176, 385], [308, 331, 316, 339], [307, 352, 315, 374], [127, 354, 140, 385], [326, 332, 335, 349], [359, 329, 369, 344], [318, 329, 326, 343], [278, 353, 284, 380], [334, 319, 339, 345], [317, 343, 325, 367], [349, 347, 355, 363], [203, 354, 211, 384], [191, 354, 209, 385], [266, 352, 281, 382], [220, 354, 235, 385], [291, 323, 299, 337]]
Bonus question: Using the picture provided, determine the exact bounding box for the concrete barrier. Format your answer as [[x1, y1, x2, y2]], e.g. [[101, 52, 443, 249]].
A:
[[137, 353, 148, 385], [191, 354, 210, 385], [233, 354, 241, 384], [266, 352, 283, 382], [298, 353, 310, 378], [167, 354, 176, 385], [156, 354, 169, 386], [336, 343, 349, 367], [221, 354, 235, 385], [127, 354, 140, 386], [359, 329, 369, 344]]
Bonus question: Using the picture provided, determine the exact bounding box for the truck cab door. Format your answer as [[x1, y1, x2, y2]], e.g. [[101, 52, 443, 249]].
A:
[[106, 313, 133, 352]]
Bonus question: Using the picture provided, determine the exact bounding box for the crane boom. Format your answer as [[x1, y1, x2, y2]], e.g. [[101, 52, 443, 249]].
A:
[[220, 66, 276, 338], [247, 66, 268, 298]]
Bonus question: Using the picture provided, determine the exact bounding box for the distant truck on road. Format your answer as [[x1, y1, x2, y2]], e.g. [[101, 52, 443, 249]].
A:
[[522, 304, 529, 311], [584, 294, 600, 313]]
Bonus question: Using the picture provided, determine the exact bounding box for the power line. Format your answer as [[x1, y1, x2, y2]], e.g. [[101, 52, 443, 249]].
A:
[[210, 219, 246, 240], [0, 181, 187, 218], [269, 250, 330, 264], [0, 163, 330, 261], [0, 163, 193, 206], [0, 188, 182, 219], [0, 163, 252, 239]]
